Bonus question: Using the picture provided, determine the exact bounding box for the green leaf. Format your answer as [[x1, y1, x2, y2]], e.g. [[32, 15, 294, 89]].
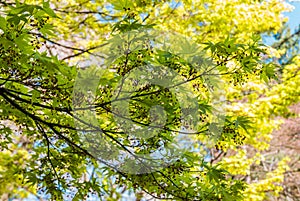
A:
[[39, 24, 55, 36], [233, 116, 253, 130], [31, 90, 41, 104], [0, 16, 7, 31], [42, 1, 57, 17], [9, 6, 25, 15]]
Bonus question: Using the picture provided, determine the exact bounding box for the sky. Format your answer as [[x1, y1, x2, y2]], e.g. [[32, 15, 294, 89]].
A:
[[285, 1, 300, 30]]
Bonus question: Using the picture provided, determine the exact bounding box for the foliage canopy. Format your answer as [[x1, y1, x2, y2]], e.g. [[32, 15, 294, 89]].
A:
[[0, 0, 298, 200]]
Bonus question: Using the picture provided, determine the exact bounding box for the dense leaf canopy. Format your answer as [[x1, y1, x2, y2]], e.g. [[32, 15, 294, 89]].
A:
[[0, 0, 299, 200]]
